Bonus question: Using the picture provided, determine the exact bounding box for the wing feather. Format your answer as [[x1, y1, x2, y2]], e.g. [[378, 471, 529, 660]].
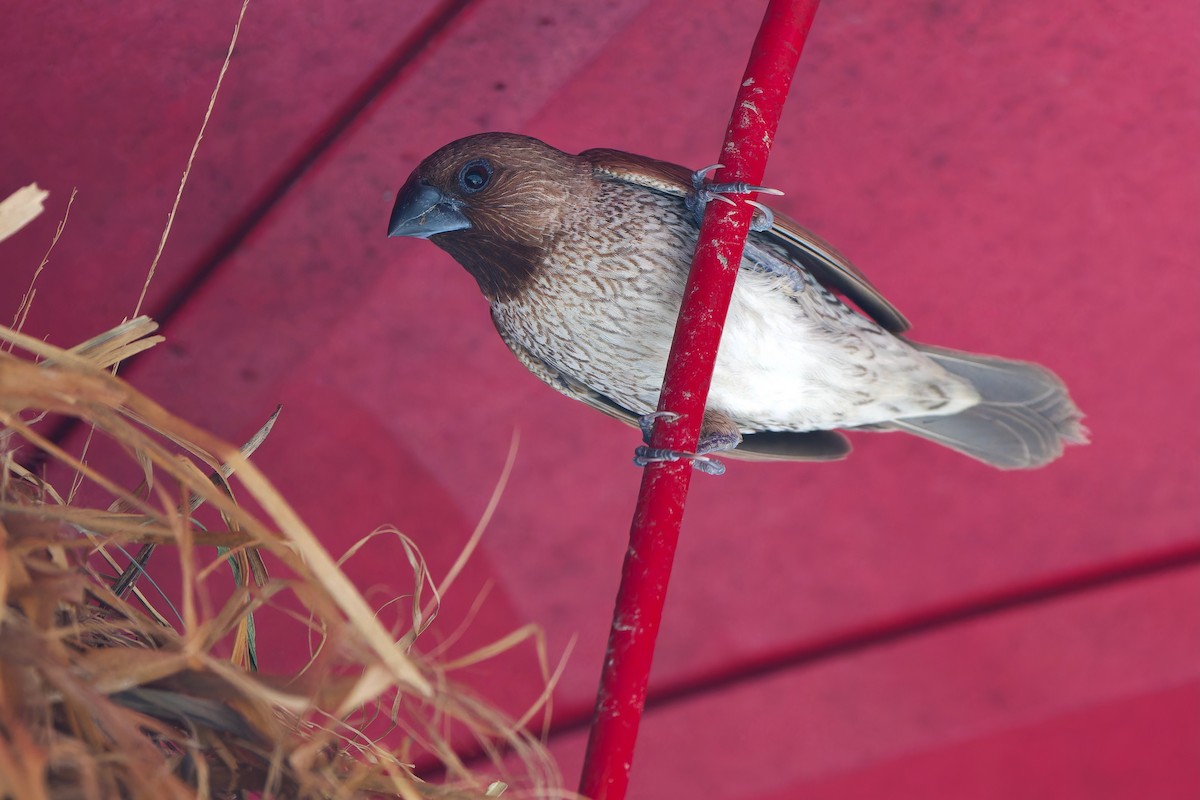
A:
[[580, 148, 910, 332]]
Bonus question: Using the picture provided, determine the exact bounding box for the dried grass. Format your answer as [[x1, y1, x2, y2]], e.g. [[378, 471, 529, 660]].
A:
[[0, 315, 565, 798], [3, 4, 568, 791]]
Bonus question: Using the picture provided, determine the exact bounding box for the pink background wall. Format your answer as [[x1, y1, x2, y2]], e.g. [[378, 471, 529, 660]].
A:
[[4, 2, 1197, 797]]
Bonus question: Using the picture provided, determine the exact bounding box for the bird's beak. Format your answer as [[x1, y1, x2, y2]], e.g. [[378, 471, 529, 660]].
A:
[[387, 174, 471, 239]]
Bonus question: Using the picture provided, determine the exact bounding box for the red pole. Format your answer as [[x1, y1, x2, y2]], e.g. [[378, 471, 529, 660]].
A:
[[578, 2, 822, 798]]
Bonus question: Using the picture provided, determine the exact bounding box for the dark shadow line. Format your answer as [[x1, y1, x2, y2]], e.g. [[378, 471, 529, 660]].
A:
[[425, 539, 1200, 776]]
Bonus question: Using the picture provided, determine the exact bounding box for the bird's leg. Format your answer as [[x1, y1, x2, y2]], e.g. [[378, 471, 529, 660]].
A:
[[685, 164, 784, 231], [694, 410, 744, 463], [638, 410, 680, 441], [633, 410, 743, 476], [633, 445, 727, 476]]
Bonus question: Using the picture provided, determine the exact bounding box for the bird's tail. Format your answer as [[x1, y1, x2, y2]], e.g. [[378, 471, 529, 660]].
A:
[[877, 343, 1088, 469]]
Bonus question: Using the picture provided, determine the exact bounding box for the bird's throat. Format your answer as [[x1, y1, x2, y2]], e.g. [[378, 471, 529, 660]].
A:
[[433, 231, 545, 303]]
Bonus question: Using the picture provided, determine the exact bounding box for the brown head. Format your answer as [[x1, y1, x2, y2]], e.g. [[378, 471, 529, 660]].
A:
[[388, 133, 591, 301]]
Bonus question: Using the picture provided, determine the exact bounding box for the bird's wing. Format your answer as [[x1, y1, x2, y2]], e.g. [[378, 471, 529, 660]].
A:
[[582, 148, 697, 195], [765, 217, 910, 333], [581, 148, 910, 333], [726, 429, 852, 462], [491, 310, 852, 462]]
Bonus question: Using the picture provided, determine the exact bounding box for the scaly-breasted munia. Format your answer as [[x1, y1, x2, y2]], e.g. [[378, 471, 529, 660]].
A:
[[388, 133, 1086, 470]]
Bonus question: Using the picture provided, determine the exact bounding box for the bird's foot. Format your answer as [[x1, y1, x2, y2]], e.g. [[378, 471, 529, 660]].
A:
[[638, 410, 680, 441], [633, 412, 740, 476], [633, 446, 727, 476], [686, 164, 783, 231], [744, 200, 775, 231]]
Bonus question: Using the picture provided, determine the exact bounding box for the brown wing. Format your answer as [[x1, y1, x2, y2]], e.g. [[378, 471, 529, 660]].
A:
[[580, 148, 911, 333], [766, 217, 910, 333], [581, 148, 697, 196], [729, 429, 852, 462]]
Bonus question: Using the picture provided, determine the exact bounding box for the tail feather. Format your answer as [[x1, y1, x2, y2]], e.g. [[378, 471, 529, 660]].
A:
[[880, 343, 1087, 469]]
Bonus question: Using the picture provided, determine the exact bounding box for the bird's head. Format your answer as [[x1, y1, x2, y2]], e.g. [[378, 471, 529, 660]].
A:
[[388, 133, 589, 300]]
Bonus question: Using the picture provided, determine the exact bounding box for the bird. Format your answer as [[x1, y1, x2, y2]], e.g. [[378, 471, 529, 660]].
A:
[[387, 132, 1086, 471]]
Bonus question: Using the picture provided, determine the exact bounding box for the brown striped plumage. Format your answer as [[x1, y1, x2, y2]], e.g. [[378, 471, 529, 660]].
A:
[[389, 132, 1087, 469]]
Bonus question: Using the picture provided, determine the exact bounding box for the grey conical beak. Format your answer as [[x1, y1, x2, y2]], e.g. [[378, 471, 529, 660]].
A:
[[388, 174, 471, 239]]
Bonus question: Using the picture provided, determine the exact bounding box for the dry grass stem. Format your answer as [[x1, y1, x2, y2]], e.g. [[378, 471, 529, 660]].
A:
[[0, 318, 564, 798]]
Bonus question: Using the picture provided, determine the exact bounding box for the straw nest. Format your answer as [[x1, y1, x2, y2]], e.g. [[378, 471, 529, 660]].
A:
[[1, 196, 562, 797]]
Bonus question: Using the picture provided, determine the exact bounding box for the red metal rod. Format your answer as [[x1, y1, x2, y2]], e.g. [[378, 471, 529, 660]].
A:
[[578, 2, 822, 798]]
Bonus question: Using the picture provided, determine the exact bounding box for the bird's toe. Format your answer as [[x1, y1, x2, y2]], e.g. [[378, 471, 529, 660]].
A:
[[632, 446, 726, 476]]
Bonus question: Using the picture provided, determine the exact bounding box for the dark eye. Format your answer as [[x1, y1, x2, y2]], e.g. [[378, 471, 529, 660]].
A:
[[458, 159, 493, 194]]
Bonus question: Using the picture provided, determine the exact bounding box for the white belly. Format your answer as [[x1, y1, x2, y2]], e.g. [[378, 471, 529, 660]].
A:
[[710, 270, 979, 430], [494, 221, 979, 432]]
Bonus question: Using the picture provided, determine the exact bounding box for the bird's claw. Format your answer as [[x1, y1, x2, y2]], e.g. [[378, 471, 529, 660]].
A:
[[638, 410, 680, 441], [744, 200, 775, 231], [633, 413, 737, 476], [686, 164, 783, 230], [633, 446, 727, 476]]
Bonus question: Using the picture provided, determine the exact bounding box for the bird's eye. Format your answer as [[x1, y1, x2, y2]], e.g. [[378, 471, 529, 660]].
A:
[[458, 159, 493, 194]]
